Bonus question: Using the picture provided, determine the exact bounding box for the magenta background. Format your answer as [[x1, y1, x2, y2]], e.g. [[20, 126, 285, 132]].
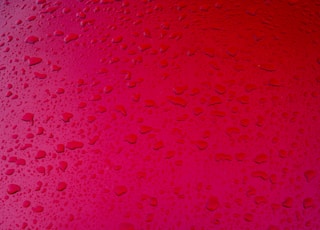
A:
[[1, 0, 320, 229]]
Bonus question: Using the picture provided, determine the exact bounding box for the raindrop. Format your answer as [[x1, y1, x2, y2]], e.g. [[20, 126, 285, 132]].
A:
[[7, 184, 21, 195]]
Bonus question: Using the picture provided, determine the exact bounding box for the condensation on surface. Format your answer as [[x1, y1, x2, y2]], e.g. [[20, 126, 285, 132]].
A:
[[0, 0, 320, 229]]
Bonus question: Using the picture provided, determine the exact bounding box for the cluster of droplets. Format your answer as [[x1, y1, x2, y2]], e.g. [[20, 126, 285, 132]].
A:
[[1, 0, 320, 229]]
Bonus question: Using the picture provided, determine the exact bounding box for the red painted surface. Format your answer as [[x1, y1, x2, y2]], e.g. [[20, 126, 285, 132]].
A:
[[1, 0, 320, 229]]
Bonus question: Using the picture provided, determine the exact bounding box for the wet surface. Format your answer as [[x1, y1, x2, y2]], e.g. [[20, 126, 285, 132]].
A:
[[1, 0, 320, 229]]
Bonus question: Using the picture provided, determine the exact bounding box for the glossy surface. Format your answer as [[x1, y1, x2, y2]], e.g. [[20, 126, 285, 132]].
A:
[[1, 0, 320, 229]]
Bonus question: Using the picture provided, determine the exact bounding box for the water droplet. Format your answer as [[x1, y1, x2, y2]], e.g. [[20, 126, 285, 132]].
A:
[[282, 197, 293, 208], [54, 30, 64, 36], [215, 153, 232, 161], [114, 185, 128, 196], [209, 96, 222, 105], [304, 170, 316, 182], [237, 95, 249, 104], [103, 85, 113, 94], [195, 140, 208, 150], [55, 144, 65, 153], [5, 169, 15, 175], [214, 84, 226, 94], [22, 113, 34, 122], [25, 36, 39, 44], [64, 33, 79, 43], [257, 63, 276, 71], [62, 112, 73, 122], [111, 36, 123, 43], [34, 72, 47, 79], [244, 213, 253, 222], [204, 47, 215, 57], [51, 65, 61, 71], [7, 184, 21, 195], [138, 43, 152, 52], [153, 141, 164, 150], [32, 205, 44, 213], [253, 153, 268, 164], [23, 200, 31, 208], [254, 196, 267, 205], [35, 150, 46, 159], [167, 96, 187, 107], [149, 197, 158, 207], [59, 161, 68, 172], [124, 134, 137, 144], [16, 158, 26, 166], [206, 196, 219, 211], [57, 182, 67, 191], [115, 105, 127, 116], [251, 171, 268, 180], [159, 59, 168, 68], [139, 125, 152, 134], [66, 141, 84, 150], [303, 198, 314, 209], [27, 57, 42, 66], [268, 78, 282, 86]]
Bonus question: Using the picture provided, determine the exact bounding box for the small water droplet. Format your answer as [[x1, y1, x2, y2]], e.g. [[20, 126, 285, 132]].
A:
[[115, 105, 127, 116], [57, 182, 67, 191], [111, 36, 123, 43], [167, 96, 187, 107], [62, 112, 73, 122], [34, 72, 47, 79], [5, 169, 15, 175], [22, 113, 34, 122], [23, 200, 31, 208], [64, 33, 79, 43], [35, 150, 46, 159], [114, 185, 128, 196], [27, 57, 42, 66], [209, 96, 222, 105], [139, 125, 152, 134], [195, 140, 208, 150], [206, 196, 219, 211], [25, 36, 39, 44], [304, 170, 316, 182], [303, 198, 314, 209], [7, 184, 21, 195], [32, 205, 44, 213], [59, 161, 68, 172], [138, 43, 152, 52], [66, 141, 84, 150], [124, 134, 137, 144], [253, 153, 268, 164], [282, 197, 293, 208], [244, 213, 253, 222]]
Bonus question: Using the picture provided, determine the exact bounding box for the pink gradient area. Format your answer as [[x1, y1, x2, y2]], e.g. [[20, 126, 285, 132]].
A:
[[1, 0, 320, 229]]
